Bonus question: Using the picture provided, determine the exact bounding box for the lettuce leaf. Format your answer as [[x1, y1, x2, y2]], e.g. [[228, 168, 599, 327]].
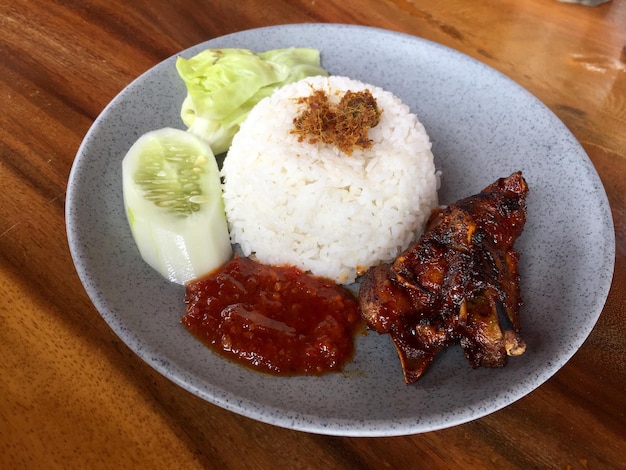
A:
[[176, 48, 328, 155]]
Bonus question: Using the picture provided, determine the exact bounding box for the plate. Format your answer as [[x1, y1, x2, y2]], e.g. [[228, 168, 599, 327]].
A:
[[66, 24, 615, 436]]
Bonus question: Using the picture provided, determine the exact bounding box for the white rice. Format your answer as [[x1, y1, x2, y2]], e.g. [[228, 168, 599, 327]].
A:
[[221, 75, 440, 284]]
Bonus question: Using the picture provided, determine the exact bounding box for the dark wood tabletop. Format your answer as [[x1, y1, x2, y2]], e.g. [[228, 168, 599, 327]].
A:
[[1, 1, 625, 468]]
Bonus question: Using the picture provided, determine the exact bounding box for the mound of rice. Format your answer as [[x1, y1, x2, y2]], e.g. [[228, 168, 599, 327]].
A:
[[221, 75, 440, 284]]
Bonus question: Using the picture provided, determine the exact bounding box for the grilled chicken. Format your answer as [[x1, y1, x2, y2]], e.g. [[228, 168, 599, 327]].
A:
[[359, 172, 529, 383]]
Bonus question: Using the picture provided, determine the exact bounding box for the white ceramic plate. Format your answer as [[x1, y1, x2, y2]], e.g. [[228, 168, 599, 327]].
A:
[[66, 24, 615, 436]]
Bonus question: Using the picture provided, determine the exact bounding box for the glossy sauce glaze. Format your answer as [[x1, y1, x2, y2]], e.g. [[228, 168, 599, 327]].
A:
[[183, 256, 363, 375]]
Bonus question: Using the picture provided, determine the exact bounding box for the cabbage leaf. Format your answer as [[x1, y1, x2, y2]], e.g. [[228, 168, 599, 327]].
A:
[[176, 48, 328, 155]]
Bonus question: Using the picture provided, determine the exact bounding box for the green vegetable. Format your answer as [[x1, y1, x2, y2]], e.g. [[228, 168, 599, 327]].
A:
[[122, 127, 232, 284], [176, 47, 328, 154]]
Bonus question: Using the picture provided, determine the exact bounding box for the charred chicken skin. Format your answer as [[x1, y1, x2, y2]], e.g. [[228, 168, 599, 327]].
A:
[[359, 172, 529, 383]]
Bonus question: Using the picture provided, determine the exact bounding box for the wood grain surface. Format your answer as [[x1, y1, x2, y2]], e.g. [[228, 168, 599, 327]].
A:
[[1, 1, 625, 468]]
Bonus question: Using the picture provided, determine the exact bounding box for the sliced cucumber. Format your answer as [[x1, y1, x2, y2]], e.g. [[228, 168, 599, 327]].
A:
[[122, 128, 232, 284]]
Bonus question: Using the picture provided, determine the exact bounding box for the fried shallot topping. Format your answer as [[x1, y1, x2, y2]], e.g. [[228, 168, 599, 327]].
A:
[[291, 89, 382, 155]]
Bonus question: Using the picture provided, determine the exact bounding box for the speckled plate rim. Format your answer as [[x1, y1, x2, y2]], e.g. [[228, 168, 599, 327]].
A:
[[66, 23, 615, 436]]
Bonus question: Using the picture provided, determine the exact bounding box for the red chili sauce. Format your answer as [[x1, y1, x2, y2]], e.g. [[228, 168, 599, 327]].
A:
[[183, 256, 363, 376]]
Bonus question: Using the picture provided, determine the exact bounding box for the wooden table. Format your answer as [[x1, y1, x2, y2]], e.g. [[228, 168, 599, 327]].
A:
[[2, 1, 625, 468]]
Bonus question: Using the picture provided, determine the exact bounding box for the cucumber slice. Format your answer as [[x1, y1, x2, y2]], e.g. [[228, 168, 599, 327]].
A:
[[122, 128, 232, 284]]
